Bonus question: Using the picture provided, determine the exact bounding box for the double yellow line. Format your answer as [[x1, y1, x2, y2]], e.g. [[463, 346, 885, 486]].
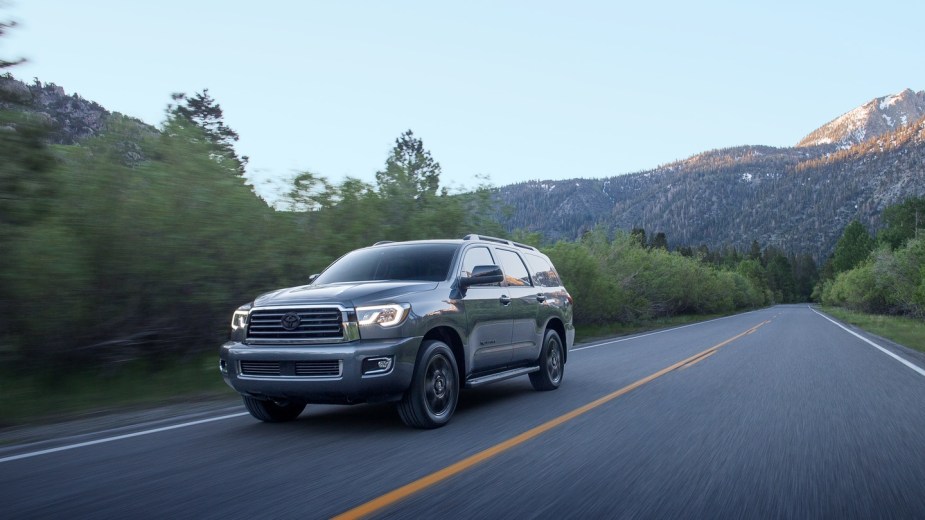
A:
[[334, 320, 770, 519]]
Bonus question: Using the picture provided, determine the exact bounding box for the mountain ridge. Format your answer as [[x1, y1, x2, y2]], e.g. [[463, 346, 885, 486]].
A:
[[797, 88, 925, 148], [493, 112, 925, 260]]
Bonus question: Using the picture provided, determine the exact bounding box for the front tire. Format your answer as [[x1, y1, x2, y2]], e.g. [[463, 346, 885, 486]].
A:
[[397, 340, 459, 429], [530, 329, 564, 391], [242, 396, 306, 422]]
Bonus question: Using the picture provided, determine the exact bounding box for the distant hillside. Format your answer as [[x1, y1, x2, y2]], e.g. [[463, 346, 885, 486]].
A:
[[494, 113, 925, 260], [0, 75, 155, 145], [797, 88, 925, 148]]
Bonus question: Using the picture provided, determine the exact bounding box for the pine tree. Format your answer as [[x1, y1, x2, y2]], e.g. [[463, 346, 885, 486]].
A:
[[375, 130, 441, 200], [649, 232, 668, 250], [879, 197, 925, 250], [832, 220, 874, 273], [170, 89, 248, 174]]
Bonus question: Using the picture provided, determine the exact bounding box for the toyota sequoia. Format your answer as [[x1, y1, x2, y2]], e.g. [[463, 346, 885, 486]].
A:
[[220, 234, 574, 428]]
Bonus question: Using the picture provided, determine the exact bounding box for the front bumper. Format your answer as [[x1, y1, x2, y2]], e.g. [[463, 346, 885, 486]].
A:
[[220, 336, 422, 405]]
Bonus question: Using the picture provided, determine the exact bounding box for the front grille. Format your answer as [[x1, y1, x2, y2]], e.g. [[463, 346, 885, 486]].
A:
[[247, 307, 344, 342], [295, 360, 342, 377], [240, 360, 281, 376], [239, 360, 342, 378]]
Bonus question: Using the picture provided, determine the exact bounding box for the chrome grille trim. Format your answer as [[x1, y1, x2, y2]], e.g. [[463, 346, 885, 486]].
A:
[[245, 305, 358, 344]]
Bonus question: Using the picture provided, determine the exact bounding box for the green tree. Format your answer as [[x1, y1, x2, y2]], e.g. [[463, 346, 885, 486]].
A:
[[649, 231, 668, 250], [0, 17, 58, 364], [791, 253, 819, 302], [286, 171, 335, 212], [0, 16, 54, 229], [0, 109, 56, 228], [375, 129, 441, 200], [374, 129, 459, 240], [879, 197, 925, 250], [870, 239, 925, 316], [630, 227, 647, 248], [170, 89, 248, 174], [833, 220, 874, 273], [765, 253, 795, 303]]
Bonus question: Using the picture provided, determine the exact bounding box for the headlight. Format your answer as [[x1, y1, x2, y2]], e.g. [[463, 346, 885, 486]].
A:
[[230, 304, 252, 339], [355, 304, 410, 327]]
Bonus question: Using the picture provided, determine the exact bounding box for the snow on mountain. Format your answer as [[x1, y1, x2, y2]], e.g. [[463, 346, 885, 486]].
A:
[[797, 88, 925, 148]]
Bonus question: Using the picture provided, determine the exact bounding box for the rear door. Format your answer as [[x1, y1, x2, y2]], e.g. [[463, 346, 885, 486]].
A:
[[494, 248, 541, 366], [524, 251, 563, 336]]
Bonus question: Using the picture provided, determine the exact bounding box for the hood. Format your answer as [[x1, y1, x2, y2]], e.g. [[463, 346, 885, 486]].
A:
[[254, 281, 439, 307]]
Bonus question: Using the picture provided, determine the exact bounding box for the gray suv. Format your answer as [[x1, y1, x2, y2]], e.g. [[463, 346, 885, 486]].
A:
[[220, 234, 574, 428]]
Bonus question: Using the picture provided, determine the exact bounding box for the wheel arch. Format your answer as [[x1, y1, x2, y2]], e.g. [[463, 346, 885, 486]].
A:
[[423, 326, 466, 383], [545, 318, 567, 364]]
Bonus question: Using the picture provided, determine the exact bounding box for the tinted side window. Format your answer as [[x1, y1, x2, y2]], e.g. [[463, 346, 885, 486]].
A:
[[525, 254, 562, 287], [496, 249, 531, 287], [460, 247, 496, 278]]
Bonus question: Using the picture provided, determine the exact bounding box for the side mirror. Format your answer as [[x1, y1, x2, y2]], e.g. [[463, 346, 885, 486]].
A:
[[460, 265, 504, 288], [309, 274, 320, 284]]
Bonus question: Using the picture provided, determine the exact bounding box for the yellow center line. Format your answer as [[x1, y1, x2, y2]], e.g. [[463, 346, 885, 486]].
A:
[[332, 320, 771, 520]]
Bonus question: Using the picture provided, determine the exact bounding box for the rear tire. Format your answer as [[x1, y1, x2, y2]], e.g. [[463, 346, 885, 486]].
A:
[[530, 329, 564, 391], [242, 396, 306, 422], [397, 340, 459, 429]]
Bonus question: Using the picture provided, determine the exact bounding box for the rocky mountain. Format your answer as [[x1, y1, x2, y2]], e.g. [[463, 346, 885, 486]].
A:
[[0, 75, 113, 144], [797, 88, 925, 148], [1, 75, 159, 166], [495, 110, 925, 260]]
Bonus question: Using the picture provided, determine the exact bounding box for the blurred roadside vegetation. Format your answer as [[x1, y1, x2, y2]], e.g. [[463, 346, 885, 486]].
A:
[[817, 198, 925, 320]]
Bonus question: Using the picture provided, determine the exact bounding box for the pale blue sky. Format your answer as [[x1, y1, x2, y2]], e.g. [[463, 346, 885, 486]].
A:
[[6, 1, 925, 203]]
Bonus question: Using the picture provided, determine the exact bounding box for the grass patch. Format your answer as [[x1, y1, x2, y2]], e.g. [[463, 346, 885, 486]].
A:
[[819, 307, 925, 354], [0, 353, 232, 426]]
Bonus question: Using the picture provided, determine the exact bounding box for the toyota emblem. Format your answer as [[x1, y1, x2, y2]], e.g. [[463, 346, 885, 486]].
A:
[[280, 312, 302, 331]]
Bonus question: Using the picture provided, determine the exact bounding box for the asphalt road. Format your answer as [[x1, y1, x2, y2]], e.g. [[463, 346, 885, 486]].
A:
[[3, 305, 925, 519]]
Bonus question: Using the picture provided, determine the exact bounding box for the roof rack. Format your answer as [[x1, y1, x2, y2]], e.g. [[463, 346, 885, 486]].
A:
[[462, 234, 537, 251], [372, 241, 395, 246]]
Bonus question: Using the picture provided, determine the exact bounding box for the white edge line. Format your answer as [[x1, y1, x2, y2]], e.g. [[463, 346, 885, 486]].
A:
[[0, 412, 249, 464], [811, 306, 925, 378], [571, 309, 759, 352]]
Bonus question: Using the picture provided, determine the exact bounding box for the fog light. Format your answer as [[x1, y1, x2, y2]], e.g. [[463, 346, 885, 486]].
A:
[[219, 359, 228, 373], [362, 356, 393, 375]]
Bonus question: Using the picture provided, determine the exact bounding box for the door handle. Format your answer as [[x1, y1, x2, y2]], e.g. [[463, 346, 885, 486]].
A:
[[536, 293, 546, 303], [499, 295, 512, 306]]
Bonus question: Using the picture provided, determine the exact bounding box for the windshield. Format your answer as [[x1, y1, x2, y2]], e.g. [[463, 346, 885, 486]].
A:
[[314, 243, 458, 284]]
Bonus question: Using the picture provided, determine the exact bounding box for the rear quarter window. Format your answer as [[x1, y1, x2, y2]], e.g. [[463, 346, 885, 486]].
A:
[[496, 249, 532, 287], [524, 254, 562, 287]]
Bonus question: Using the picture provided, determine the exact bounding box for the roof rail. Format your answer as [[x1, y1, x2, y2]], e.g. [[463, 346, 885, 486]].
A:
[[372, 241, 395, 246], [462, 234, 537, 251]]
